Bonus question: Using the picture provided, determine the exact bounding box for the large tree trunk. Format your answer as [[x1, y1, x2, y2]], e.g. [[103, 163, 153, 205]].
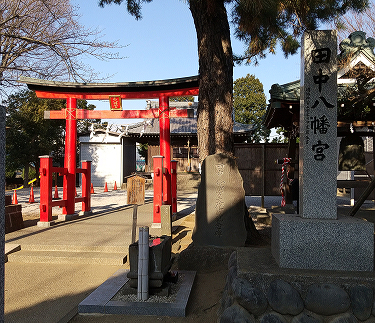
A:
[[189, 0, 234, 163], [189, 1, 260, 245]]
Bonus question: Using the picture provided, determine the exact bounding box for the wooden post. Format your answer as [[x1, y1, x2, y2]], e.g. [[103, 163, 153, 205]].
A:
[[131, 205, 138, 244], [261, 144, 265, 208], [127, 175, 146, 243]]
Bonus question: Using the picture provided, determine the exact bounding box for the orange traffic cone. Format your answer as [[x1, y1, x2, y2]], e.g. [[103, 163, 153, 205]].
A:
[[28, 186, 35, 203], [90, 183, 95, 194], [53, 185, 59, 199], [104, 182, 108, 192], [12, 190, 18, 205], [113, 181, 117, 191]]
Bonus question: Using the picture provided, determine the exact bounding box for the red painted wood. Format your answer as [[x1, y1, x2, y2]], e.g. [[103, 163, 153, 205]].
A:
[[62, 98, 77, 216], [44, 107, 192, 120], [80, 161, 91, 212], [159, 95, 171, 206], [153, 156, 163, 224], [39, 156, 53, 222], [34, 88, 199, 100], [171, 160, 178, 214]]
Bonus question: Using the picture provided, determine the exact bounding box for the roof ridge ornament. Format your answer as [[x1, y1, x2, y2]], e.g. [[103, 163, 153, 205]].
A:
[[339, 31, 375, 61]]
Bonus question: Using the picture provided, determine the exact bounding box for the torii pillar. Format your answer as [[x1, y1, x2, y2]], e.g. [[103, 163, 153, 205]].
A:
[[62, 97, 77, 217], [159, 95, 172, 206], [20, 75, 199, 225]]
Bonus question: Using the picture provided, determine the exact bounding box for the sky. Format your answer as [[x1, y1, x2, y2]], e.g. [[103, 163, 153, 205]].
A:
[[71, 0, 302, 131]]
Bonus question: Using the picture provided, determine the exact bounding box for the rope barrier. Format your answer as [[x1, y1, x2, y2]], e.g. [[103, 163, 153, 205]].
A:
[[280, 157, 292, 207]]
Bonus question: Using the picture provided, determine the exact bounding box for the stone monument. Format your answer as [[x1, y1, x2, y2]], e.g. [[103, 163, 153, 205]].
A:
[[192, 153, 247, 247], [272, 30, 374, 271]]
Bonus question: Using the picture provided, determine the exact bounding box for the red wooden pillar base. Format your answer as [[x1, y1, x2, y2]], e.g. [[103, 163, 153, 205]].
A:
[[39, 156, 54, 227], [153, 156, 164, 224], [81, 160, 91, 214], [171, 160, 177, 214]]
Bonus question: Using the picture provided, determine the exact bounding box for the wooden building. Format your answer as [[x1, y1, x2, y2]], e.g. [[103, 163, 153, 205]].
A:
[[264, 31, 375, 201], [79, 101, 254, 186]]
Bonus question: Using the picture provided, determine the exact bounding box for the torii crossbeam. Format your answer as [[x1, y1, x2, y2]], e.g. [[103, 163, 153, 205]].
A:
[[20, 76, 199, 225]]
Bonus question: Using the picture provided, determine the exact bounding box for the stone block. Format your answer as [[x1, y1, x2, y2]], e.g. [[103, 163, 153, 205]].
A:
[[220, 303, 255, 323], [267, 279, 304, 315], [260, 312, 288, 323], [232, 277, 268, 316], [5, 195, 11, 206], [349, 285, 373, 321], [271, 214, 374, 271], [304, 284, 350, 315], [5, 204, 23, 233], [192, 153, 247, 247], [291, 312, 323, 323], [127, 235, 171, 284]]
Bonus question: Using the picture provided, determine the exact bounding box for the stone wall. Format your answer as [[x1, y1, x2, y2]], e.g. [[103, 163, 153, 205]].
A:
[[219, 250, 375, 323]]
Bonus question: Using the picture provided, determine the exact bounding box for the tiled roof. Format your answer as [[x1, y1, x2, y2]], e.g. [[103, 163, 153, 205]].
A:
[[124, 102, 254, 136]]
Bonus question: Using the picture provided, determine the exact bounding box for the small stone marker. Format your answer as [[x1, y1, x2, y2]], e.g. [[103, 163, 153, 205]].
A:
[[127, 175, 145, 244], [192, 153, 247, 247]]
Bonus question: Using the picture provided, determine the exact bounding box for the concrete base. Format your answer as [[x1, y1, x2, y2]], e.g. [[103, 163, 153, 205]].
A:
[[78, 269, 196, 317], [272, 214, 374, 271], [58, 213, 78, 221], [37, 221, 55, 228], [4, 244, 21, 263], [78, 210, 93, 217]]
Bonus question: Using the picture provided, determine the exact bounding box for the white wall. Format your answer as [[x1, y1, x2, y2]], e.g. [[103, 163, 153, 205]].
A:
[[80, 143, 122, 187]]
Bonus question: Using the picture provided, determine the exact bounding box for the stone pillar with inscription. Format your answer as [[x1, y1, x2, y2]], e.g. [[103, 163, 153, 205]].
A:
[[271, 30, 374, 271], [192, 153, 247, 247], [299, 30, 337, 219]]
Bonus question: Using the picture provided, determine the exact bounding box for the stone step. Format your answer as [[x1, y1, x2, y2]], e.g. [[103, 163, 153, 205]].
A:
[[256, 214, 271, 225], [7, 250, 127, 265], [19, 244, 128, 253]]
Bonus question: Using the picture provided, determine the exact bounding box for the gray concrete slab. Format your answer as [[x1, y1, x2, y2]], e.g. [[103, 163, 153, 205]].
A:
[[4, 189, 198, 323], [78, 269, 196, 317], [237, 247, 375, 293]]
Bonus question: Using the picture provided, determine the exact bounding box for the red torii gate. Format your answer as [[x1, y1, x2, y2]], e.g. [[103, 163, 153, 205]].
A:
[[20, 76, 199, 225]]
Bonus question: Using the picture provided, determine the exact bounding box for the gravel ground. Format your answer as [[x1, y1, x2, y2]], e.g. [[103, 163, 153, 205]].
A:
[[9, 187, 359, 222], [7, 187, 154, 225]]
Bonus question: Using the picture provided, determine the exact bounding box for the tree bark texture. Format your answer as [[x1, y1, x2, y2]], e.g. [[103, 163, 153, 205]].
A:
[[189, 0, 234, 163]]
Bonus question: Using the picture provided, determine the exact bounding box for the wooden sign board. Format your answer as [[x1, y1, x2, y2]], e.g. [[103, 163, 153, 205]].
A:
[[127, 175, 145, 205], [109, 95, 122, 111]]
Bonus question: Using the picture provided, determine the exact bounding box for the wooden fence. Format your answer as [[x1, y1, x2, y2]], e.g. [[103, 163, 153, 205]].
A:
[[147, 143, 292, 196], [234, 143, 291, 196]]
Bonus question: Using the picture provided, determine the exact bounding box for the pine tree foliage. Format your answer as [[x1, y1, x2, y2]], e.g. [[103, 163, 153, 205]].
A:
[[233, 74, 270, 142], [232, 0, 369, 64]]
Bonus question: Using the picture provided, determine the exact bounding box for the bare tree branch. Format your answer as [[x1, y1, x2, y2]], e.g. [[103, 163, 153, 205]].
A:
[[0, 0, 124, 96]]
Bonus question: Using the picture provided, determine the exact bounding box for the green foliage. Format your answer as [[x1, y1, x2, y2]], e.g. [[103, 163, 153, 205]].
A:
[[232, 0, 369, 64], [137, 143, 148, 159], [170, 96, 195, 102], [4, 89, 96, 181], [5, 90, 65, 175], [271, 128, 289, 143], [233, 74, 270, 142], [77, 101, 101, 134]]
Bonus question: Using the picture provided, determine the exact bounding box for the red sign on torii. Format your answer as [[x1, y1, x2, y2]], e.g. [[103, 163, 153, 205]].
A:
[[20, 76, 199, 225]]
